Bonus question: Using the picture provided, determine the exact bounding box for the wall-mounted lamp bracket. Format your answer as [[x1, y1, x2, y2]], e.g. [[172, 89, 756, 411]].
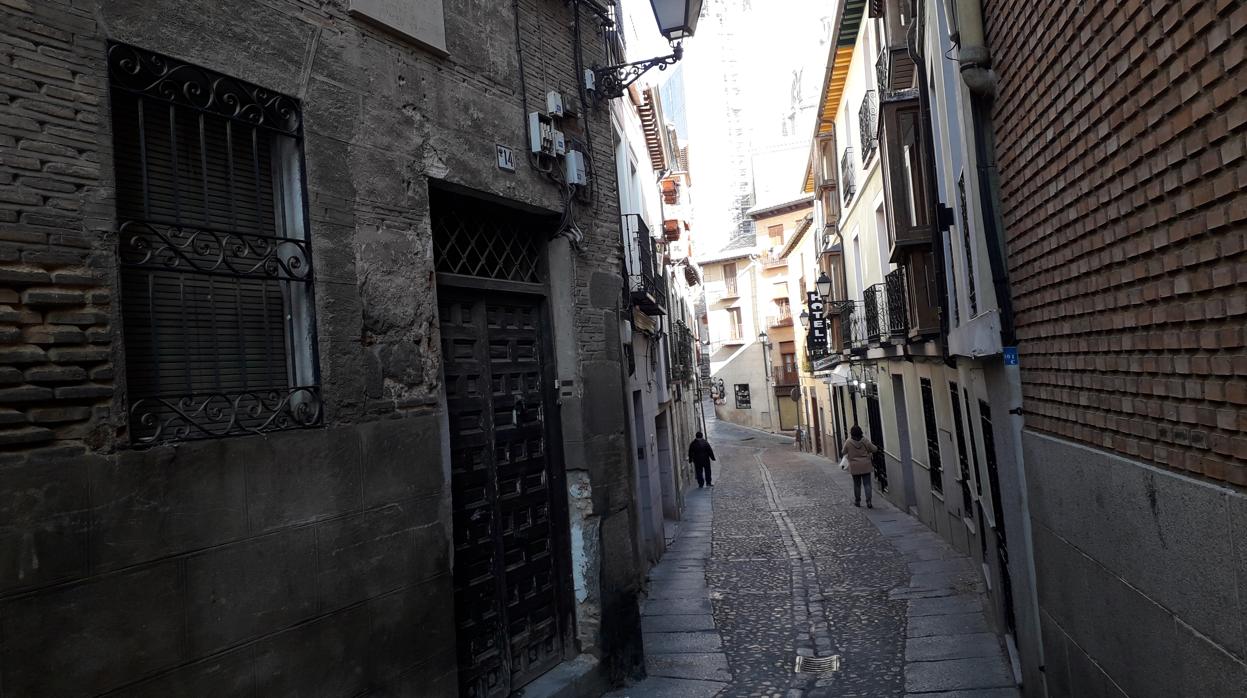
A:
[[591, 44, 683, 100]]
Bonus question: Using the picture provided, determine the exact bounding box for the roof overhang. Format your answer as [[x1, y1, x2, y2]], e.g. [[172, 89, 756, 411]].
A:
[[803, 0, 868, 193]]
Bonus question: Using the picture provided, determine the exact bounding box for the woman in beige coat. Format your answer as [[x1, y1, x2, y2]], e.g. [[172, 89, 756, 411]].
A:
[[842, 425, 879, 508]]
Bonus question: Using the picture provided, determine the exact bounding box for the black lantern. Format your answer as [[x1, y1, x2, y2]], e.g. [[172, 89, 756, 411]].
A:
[[650, 0, 703, 41], [590, 0, 701, 100], [815, 271, 834, 300], [798, 310, 809, 329]]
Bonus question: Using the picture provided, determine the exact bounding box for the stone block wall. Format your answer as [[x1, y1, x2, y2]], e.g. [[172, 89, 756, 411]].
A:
[[986, 0, 1247, 486], [0, 0, 637, 694]]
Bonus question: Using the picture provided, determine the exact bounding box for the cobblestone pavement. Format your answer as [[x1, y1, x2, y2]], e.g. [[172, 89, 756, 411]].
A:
[[608, 413, 1020, 698]]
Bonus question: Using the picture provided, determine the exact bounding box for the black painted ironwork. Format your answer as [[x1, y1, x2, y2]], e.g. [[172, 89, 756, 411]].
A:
[[119, 220, 312, 281], [859, 90, 878, 164], [433, 191, 545, 284], [593, 44, 683, 100], [130, 387, 322, 443], [958, 173, 979, 317], [949, 382, 974, 520], [979, 400, 1018, 635], [109, 41, 320, 446], [838, 300, 866, 352], [623, 214, 666, 314], [865, 386, 888, 492], [863, 283, 886, 342], [920, 378, 944, 493], [876, 45, 889, 97], [108, 43, 301, 136], [840, 147, 857, 202], [885, 268, 908, 335]]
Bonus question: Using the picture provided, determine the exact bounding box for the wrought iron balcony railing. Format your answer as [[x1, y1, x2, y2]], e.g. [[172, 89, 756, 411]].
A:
[[841, 147, 857, 203], [767, 308, 793, 328], [759, 249, 788, 268], [863, 283, 887, 343], [839, 300, 867, 352], [859, 90, 878, 164], [774, 366, 800, 386], [622, 214, 666, 315], [876, 45, 889, 96], [885, 268, 909, 336]]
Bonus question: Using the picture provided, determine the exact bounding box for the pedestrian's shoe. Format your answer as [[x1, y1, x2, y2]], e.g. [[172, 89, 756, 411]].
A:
[[854, 501, 861, 507], [708, 483, 714, 487], [867, 502, 873, 509]]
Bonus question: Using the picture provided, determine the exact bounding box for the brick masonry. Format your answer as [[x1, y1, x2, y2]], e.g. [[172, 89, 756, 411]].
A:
[[985, 0, 1247, 486], [0, 0, 638, 695]]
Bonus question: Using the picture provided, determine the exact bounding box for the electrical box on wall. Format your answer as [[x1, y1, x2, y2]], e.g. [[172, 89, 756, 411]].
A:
[[546, 91, 565, 117], [565, 150, 588, 186], [528, 112, 554, 155], [552, 130, 567, 156]]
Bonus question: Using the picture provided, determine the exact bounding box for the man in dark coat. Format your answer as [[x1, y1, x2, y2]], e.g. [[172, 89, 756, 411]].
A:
[[687, 431, 716, 488]]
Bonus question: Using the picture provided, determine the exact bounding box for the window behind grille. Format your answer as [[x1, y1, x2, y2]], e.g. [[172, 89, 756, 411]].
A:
[[108, 43, 320, 444], [919, 378, 943, 493]]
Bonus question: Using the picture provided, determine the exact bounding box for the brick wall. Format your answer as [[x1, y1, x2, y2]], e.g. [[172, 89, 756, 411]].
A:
[[985, 0, 1247, 485], [0, 0, 634, 694]]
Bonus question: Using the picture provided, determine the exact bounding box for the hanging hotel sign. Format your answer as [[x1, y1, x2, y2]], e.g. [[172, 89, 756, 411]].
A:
[[806, 291, 828, 358]]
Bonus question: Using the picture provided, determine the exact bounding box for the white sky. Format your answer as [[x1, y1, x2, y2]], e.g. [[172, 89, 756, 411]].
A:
[[622, 0, 835, 254]]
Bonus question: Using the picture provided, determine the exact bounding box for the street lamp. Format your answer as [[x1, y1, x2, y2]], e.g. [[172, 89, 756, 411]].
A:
[[798, 310, 809, 329], [815, 271, 834, 300], [650, 0, 702, 41], [591, 0, 703, 99]]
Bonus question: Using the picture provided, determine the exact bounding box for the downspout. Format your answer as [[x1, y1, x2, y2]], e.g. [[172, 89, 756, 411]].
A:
[[955, 0, 1043, 688]]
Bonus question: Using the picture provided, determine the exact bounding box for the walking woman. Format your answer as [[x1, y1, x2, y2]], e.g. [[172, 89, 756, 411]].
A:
[[842, 425, 879, 508]]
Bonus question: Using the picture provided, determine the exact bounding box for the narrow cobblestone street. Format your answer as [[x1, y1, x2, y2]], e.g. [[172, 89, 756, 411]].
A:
[[610, 414, 1020, 697]]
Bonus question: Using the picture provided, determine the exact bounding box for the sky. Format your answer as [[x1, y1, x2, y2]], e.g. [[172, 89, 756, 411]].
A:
[[623, 0, 835, 254]]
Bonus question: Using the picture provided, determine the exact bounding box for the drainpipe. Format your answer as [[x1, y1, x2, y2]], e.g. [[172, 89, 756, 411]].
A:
[[954, 0, 1045, 687]]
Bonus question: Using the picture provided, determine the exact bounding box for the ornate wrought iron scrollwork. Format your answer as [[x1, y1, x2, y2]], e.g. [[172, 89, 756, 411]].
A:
[[592, 45, 684, 100], [129, 386, 323, 444], [119, 219, 312, 281], [107, 42, 301, 135]]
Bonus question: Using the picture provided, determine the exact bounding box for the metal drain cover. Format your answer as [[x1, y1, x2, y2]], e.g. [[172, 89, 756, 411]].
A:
[[794, 654, 841, 673]]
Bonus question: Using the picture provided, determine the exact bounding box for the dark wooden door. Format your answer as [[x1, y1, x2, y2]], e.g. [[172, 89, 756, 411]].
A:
[[866, 389, 888, 493], [440, 292, 565, 698]]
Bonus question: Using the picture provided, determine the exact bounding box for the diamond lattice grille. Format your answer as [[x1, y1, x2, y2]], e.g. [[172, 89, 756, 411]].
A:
[[432, 191, 544, 283]]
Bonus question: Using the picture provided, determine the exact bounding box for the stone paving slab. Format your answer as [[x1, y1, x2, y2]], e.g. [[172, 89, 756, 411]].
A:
[[603, 676, 727, 698], [644, 652, 732, 682], [905, 656, 1016, 693], [907, 612, 992, 638], [643, 631, 723, 653], [643, 597, 714, 616], [906, 633, 1006, 662], [642, 614, 717, 633], [908, 595, 984, 617]]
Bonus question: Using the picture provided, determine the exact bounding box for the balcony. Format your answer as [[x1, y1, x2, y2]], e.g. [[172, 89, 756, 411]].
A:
[[767, 308, 793, 328], [722, 322, 746, 345], [719, 276, 740, 299], [759, 249, 788, 269], [841, 147, 857, 203], [859, 91, 878, 164], [662, 218, 687, 243], [839, 301, 867, 353], [863, 269, 908, 343], [774, 366, 799, 387], [879, 96, 935, 263], [622, 214, 666, 316]]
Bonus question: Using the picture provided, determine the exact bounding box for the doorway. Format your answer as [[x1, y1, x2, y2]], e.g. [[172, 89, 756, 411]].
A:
[[633, 390, 658, 565], [434, 188, 570, 698]]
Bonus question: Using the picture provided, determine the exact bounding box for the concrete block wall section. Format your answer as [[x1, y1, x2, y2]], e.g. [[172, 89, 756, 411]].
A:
[[984, 0, 1247, 485], [0, 0, 636, 694]]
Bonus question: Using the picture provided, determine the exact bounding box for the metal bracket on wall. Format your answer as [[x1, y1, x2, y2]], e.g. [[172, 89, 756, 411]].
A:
[[591, 44, 683, 100]]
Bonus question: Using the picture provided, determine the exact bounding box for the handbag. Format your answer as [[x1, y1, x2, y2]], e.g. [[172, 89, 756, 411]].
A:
[[838, 454, 849, 470]]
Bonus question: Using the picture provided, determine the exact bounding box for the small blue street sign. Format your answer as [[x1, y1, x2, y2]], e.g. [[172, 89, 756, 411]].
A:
[[1003, 347, 1018, 366]]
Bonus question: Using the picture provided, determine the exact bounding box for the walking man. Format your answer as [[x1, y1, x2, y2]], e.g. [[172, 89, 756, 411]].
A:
[[842, 425, 879, 508], [688, 431, 716, 488]]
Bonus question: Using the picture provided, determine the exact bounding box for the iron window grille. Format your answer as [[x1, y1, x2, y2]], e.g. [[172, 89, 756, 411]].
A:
[[958, 173, 978, 317], [108, 42, 320, 444], [920, 378, 943, 493], [840, 147, 857, 203], [432, 189, 546, 284], [949, 382, 974, 520], [859, 91, 878, 165]]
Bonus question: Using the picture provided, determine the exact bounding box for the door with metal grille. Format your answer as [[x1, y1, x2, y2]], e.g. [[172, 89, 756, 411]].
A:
[[440, 291, 565, 697]]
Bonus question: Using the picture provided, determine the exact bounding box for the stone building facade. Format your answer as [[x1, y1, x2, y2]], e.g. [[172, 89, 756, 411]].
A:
[[0, 0, 646, 695], [985, 1, 1247, 696]]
